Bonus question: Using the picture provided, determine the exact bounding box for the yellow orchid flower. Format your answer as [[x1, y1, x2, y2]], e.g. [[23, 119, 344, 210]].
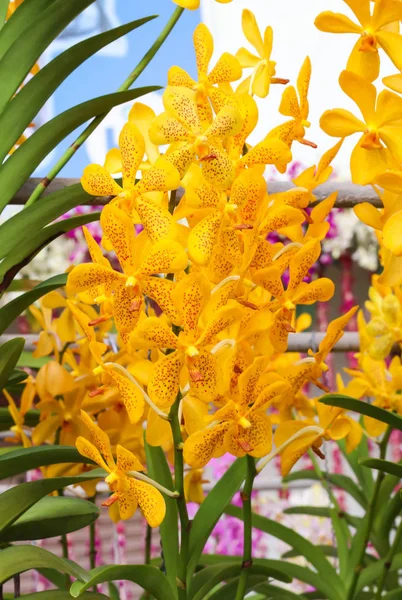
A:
[[183, 368, 290, 468], [67, 204, 187, 339], [267, 57, 316, 149], [184, 468, 208, 504], [149, 86, 243, 189], [274, 401, 354, 476], [320, 70, 402, 184], [362, 281, 402, 358], [81, 121, 180, 211], [168, 23, 242, 125], [383, 72, 402, 93], [236, 9, 288, 98], [32, 387, 87, 446], [129, 274, 244, 408], [315, 0, 402, 82], [172, 0, 231, 11], [29, 300, 60, 360], [2, 377, 35, 447], [251, 240, 335, 351], [98, 406, 146, 465], [76, 411, 166, 526]]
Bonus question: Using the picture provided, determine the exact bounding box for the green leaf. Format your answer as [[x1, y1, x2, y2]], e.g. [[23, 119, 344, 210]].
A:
[[0, 0, 58, 59], [284, 506, 361, 529], [338, 437, 374, 498], [0, 87, 159, 213], [195, 555, 340, 600], [0, 406, 39, 430], [282, 545, 337, 559], [70, 565, 175, 600], [356, 553, 402, 592], [187, 458, 246, 583], [224, 504, 344, 599], [145, 441, 178, 597], [107, 583, 121, 600], [20, 593, 108, 600], [0, 15, 156, 161], [284, 469, 367, 508], [0, 274, 66, 334], [0, 184, 91, 262], [0, 212, 101, 286], [17, 352, 49, 369], [0, 0, 96, 115], [0, 337, 24, 389], [206, 575, 268, 600], [320, 395, 402, 431], [360, 458, 402, 479], [3, 368, 28, 389], [0, 468, 104, 536], [375, 491, 402, 553], [0, 444, 94, 480], [0, 0, 8, 32], [254, 583, 309, 599], [0, 544, 88, 584], [0, 496, 99, 542], [190, 563, 291, 600], [329, 507, 350, 579]]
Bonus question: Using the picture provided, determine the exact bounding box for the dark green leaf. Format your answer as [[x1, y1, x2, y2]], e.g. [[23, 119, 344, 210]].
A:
[[0, 0, 58, 59], [320, 395, 402, 431], [0, 86, 159, 212], [356, 553, 402, 592], [0, 0, 96, 115], [284, 469, 367, 508], [3, 368, 28, 389], [0, 545, 88, 584], [0, 184, 91, 262], [206, 575, 267, 600], [360, 458, 402, 479], [20, 593, 108, 599], [70, 565, 175, 600], [0, 212, 101, 286], [0, 274, 67, 334], [375, 492, 402, 554], [0, 444, 94, 480], [0, 496, 99, 541], [224, 504, 344, 599], [108, 582, 121, 600], [0, 406, 39, 430], [191, 563, 291, 600], [0, 16, 156, 160], [254, 583, 309, 599], [0, 337, 24, 389], [187, 457, 246, 583], [145, 441, 178, 596], [0, 468, 104, 536]]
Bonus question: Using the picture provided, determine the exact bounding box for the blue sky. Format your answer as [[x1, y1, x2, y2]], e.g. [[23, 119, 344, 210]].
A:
[[37, 1, 199, 177]]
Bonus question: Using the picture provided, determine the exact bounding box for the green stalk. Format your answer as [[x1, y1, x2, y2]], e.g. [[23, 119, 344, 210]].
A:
[[375, 517, 402, 598], [235, 455, 256, 600], [24, 6, 185, 208], [169, 394, 189, 599], [346, 426, 392, 600]]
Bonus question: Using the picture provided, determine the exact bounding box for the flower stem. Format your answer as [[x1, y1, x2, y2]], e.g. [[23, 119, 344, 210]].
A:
[[375, 518, 402, 599], [24, 6, 185, 208], [235, 455, 256, 600], [346, 425, 392, 600], [127, 469, 179, 498], [169, 394, 189, 599]]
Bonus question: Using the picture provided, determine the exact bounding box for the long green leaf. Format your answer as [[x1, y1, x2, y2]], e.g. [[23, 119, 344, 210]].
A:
[[284, 506, 361, 529], [284, 468, 367, 508], [206, 575, 268, 600], [0, 496, 99, 542], [0, 184, 91, 261], [0, 0, 8, 32], [145, 441, 178, 597], [0, 0, 58, 58], [356, 553, 402, 592], [0, 468, 104, 535], [0, 406, 39, 430], [0, 0, 96, 114], [338, 437, 374, 498], [0, 86, 159, 212], [375, 492, 402, 553], [195, 555, 340, 600], [0, 15, 156, 160], [70, 565, 175, 600], [21, 593, 108, 600], [360, 458, 402, 479], [191, 563, 291, 600], [0, 444, 94, 479], [320, 395, 402, 431], [329, 507, 350, 579], [0, 337, 24, 389], [187, 457, 246, 583], [0, 545, 88, 584], [0, 274, 66, 334], [0, 212, 101, 287], [254, 583, 308, 599], [224, 504, 344, 599]]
